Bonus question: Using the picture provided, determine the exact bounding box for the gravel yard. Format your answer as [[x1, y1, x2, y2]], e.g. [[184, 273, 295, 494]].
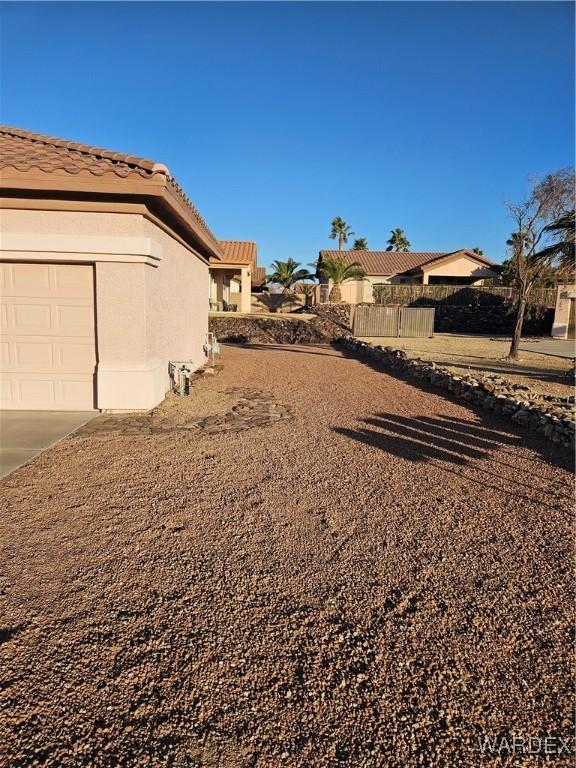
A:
[[358, 333, 574, 398], [0, 344, 573, 767]]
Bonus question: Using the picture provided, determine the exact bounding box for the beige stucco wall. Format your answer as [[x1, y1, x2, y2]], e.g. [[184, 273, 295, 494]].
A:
[[1, 207, 209, 410], [552, 284, 576, 338], [422, 255, 497, 283], [339, 279, 374, 304], [337, 276, 413, 303], [143, 217, 208, 382], [0, 208, 144, 238]]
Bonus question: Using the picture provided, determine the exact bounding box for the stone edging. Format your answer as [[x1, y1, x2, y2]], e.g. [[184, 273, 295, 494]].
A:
[[336, 338, 575, 452]]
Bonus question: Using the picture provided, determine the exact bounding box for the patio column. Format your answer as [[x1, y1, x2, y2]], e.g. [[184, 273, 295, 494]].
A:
[[240, 266, 251, 313], [214, 270, 225, 301], [209, 271, 217, 302]]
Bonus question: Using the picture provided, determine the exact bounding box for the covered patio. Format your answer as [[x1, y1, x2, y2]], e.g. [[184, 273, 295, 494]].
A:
[[209, 240, 257, 313]]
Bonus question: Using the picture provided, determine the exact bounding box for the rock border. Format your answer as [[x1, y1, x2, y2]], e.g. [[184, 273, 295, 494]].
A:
[[336, 338, 575, 452]]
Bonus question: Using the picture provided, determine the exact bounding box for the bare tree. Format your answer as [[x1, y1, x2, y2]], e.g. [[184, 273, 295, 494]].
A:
[[505, 168, 575, 360]]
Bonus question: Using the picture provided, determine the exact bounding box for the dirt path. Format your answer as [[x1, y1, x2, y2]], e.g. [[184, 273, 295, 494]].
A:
[[0, 344, 573, 767]]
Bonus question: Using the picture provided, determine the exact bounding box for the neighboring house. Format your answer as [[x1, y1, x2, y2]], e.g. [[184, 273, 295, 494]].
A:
[[552, 284, 576, 339], [209, 240, 256, 313], [0, 125, 223, 411], [317, 249, 500, 303]]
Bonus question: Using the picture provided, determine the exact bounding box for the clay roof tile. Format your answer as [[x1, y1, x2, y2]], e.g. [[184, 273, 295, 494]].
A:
[[217, 240, 258, 266], [0, 125, 221, 253], [318, 249, 495, 276]]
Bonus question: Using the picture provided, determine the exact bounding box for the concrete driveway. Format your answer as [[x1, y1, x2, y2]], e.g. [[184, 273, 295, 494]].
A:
[[0, 411, 96, 479]]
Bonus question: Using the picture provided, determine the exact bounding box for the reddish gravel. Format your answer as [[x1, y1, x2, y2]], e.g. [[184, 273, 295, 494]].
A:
[[0, 344, 573, 767]]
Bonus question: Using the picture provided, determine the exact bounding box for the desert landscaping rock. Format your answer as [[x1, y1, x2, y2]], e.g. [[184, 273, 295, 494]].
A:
[[209, 304, 354, 346], [433, 303, 554, 335], [75, 386, 293, 439], [0, 344, 573, 767]]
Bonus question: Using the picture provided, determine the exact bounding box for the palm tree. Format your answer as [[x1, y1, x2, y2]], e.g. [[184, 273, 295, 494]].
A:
[[472, 247, 484, 255], [351, 238, 369, 250], [386, 228, 411, 252], [533, 210, 575, 274], [318, 255, 366, 303], [293, 281, 317, 306], [265, 258, 315, 295], [329, 217, 354, 250]]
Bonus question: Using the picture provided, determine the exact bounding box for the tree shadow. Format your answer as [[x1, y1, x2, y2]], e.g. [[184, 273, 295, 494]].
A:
[[335, 343, 573, 471], [222, 342, 341, 358], [333, 412, 573, 508], [334, 411, 500, 467]]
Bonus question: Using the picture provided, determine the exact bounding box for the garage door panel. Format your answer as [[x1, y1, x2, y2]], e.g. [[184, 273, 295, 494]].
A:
[[0, 263, 96, 410], [0, 379, 11, 401], [18, 378, 56, 404], [15, 341, 54, 367], [2, 339, 96, 371], [56, 304, 94, 332], [60, 379, 94, 404], [13, 303, 52, 330], [54, 264, 94, 293], [11, 263, 52, 293], [0, 372, 95, 410], [58, 342, 96, 367], [2, 298, 94, 337]]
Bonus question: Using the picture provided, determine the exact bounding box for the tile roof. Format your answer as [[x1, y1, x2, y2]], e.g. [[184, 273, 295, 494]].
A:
[[318, 249, 495, 276], [218, 240, 257, 266], [0, 125, 220, 253]]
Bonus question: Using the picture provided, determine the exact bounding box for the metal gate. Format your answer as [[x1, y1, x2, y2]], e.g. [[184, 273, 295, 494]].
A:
[[352, 306, 435, 338], [398, 307, 435, 337], [353, 306, 399, 336]]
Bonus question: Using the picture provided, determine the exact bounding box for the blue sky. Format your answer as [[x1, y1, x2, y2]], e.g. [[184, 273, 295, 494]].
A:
[[1, 2, 574, 267]]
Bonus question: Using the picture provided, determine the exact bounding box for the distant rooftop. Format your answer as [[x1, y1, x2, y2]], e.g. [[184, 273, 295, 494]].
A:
[[318, 249, 495, 276]]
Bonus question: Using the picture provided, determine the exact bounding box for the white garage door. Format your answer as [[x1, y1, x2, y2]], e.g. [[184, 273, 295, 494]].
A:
[[0, 263, 96, 410]]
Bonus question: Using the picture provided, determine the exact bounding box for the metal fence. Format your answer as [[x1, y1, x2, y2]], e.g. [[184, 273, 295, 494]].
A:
[[372, 284, 557, 308], [353, 306, 435, 337]]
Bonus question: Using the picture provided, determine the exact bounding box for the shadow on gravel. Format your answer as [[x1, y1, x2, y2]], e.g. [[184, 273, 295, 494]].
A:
[[223, 342, 341, 357], [334, 343, 573, 472], [334, 413, 491, 466], [334, 413, 573, 508]]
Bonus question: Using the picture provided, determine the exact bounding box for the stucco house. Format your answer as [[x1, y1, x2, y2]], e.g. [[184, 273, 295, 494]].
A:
[[317, 248, 500, 303], [0, 125, 222, 411], [209, 240, 257, 313]]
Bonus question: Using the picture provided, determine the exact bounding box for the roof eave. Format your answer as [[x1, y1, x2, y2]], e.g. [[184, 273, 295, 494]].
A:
[[417, 249, 497, 270], [0, 167, 223, 260]]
